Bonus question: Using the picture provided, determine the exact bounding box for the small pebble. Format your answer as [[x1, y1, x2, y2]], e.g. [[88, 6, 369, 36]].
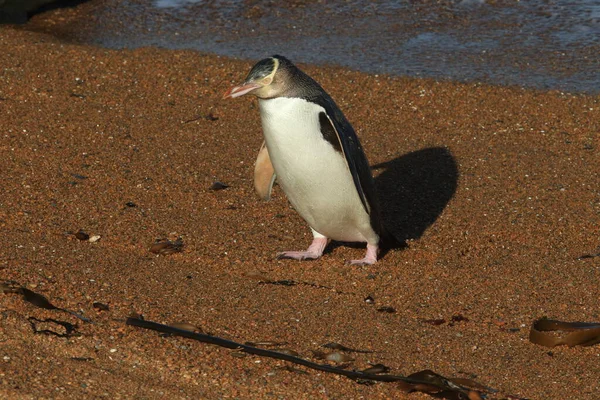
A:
[[325, 352, 354, 363], [75, 230, 90, 241], [451, 314, 469, 323], [362, 363, 390, 374], [423, 318, 446, 326], [209, 181, 229, 191], [92, 302, 110, 311], [274, 349, 300, 357], [205, 112, 219, 121]]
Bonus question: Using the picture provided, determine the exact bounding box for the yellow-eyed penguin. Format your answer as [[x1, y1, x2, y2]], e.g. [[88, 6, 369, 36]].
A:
[[223, 55, 391, 265]]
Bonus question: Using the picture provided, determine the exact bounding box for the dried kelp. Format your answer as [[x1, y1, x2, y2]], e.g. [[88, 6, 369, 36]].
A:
[[422, 314, 470, 327], [259, 279, 298, 287], [423, 318, 447, 326], [321, 342, 373, 354], [28, 317, 79, 338], [19, 288, 57, 310], [245, 340, 288, 347], [396, 370, 496, 400], [1, 281, 91, 322], [529, 317, 600, 347], [169, 322, 203, 333], [362, 363, 391, 374], [126, 316, 523, 399], [576, 248, 600, 260], [150, 238, 184, 255]]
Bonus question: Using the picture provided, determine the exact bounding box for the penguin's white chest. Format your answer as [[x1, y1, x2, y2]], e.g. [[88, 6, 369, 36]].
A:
[[258, 97, 374, 243]]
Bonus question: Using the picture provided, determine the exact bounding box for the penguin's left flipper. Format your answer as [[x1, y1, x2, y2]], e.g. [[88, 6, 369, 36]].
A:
[[254, 141, 276, 201], [319, 106, 385, 240]]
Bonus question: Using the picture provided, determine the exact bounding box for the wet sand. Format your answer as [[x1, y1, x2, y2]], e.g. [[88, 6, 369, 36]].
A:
[[1, 23, 600, 399]]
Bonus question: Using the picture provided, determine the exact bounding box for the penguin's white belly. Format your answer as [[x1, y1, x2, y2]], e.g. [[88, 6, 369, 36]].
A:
[[259, 97, 375, 243]]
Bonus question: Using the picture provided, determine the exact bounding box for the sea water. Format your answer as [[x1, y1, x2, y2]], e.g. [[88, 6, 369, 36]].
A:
[[85, 0, 600, 93]]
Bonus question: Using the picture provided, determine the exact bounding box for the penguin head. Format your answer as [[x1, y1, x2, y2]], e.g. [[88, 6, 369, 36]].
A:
[[223, 55, 289, 99]]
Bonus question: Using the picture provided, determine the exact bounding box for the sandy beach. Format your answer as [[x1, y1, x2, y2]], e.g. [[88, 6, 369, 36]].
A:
[[1, 16, 600, 399]]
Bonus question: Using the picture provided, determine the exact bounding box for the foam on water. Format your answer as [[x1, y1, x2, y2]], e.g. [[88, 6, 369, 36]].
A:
[[154, 0, 203, 8]]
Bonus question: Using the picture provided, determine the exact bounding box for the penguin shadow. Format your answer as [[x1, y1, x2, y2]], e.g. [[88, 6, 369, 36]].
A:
[[325, 146, 458, 259], [373, 146, 459, 250]]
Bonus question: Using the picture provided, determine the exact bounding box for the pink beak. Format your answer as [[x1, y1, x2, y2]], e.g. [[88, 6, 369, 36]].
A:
[[222, 82, 261, 99]]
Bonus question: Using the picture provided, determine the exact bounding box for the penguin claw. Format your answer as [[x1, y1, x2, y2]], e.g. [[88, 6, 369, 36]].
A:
[[346, 244, 379, 266], [276, 237, 328, 261]]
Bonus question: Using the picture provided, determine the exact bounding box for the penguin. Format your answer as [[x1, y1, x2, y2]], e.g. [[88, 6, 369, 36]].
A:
[[223, 55, 392, 265]]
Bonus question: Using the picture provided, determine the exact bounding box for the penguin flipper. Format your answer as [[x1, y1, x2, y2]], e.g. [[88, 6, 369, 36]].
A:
[[320, 112, 375, 210], [254, 141, 276, 201], [320, 109, 386, 241]]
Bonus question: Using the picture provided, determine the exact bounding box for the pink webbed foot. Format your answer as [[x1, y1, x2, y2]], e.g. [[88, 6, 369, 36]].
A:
[[347, 243, 379, 266], [276, 237, 328, 261]]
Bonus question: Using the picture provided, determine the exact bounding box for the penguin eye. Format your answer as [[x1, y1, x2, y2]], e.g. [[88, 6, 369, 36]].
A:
[[260, 76, 274, 85]]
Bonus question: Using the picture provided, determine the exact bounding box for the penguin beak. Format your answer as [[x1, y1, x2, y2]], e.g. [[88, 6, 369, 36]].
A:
[[222, 81, 262, 99]]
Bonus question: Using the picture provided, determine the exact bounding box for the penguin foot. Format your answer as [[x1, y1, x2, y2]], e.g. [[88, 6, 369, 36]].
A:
[[347, 244, 378, 266], [276, 237, 328, 261]]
